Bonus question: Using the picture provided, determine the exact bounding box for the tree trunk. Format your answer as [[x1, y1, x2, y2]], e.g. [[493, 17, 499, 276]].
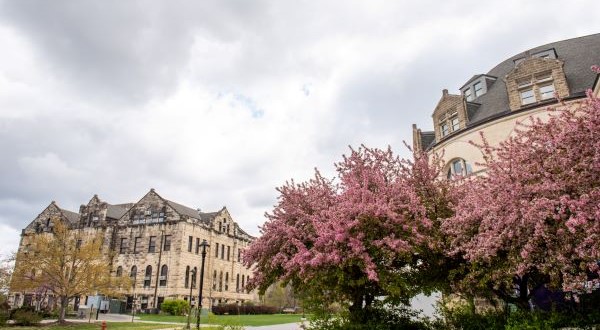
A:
[[58, 296, 68, 323], [348, 293, 365, 324]]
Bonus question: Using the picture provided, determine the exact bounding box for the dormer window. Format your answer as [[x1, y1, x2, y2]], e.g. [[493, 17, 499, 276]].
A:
[[438, 109, 459, 138], [516, 71, 556, 106], [514, 48, 557, 66], [474, 81, 483, 97], [520, 89, 536, 105], [460, 75, 496, 101], [464, 88, 473, 101]]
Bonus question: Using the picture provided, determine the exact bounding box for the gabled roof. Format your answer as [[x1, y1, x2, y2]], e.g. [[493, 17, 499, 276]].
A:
[[60, 208, 80, 225], [165, 199, 206, 222], [107, 204, 130, 219]]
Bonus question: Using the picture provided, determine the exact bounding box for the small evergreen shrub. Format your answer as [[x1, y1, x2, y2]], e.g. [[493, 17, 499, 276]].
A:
[[160, 299, 190, 316], [212, 304, 277, 315], [12, 309, 42, 326]]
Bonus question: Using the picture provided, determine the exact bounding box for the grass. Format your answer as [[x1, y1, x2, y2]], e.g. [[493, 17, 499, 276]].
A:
[[0, 321, 209, 329], [138, 313, 304, 326]]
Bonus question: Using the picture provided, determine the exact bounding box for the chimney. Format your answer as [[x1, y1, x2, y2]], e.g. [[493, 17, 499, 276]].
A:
[[442, 89, 448, 96]]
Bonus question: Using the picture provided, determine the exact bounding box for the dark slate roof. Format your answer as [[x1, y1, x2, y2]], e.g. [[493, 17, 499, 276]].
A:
[[466, 33, 600, 125], [60, 208, 80, 225], [107, 204, 131, 219], [165, 199, 215, 225], [420, 131, 435, 151]]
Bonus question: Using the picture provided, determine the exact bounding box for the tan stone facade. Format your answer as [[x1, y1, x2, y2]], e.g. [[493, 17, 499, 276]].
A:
[[10, 189, 258, 312], [413, 34, 600, 177]]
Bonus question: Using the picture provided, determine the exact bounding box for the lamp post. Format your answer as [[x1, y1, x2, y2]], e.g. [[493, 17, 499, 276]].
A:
[[185, 268, 197, 329], [196, 239, 209, 330]]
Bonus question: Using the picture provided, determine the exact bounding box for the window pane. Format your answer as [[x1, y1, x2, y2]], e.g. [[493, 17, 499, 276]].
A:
[[539, 84, 555, 100], [452, 160, 463, 175], [474, 82, 483, 96], [441, 123, 449, 137], [451, 117, 460, 131], [520, 89, 536, 105], [464, 88, 473, 101]]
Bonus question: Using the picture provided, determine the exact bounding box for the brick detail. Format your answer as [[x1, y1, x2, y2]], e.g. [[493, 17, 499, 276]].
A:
[[432, 90, 468, 141], [505, 57, 570, 111]]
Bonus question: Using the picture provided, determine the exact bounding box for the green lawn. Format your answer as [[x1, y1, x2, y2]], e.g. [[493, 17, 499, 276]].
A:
[[138, 313, 304, 326], [0, 321, 206, 329]]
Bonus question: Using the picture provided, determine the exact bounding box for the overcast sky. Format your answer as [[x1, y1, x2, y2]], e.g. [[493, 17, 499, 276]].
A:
[[0, 0, 599, 256]]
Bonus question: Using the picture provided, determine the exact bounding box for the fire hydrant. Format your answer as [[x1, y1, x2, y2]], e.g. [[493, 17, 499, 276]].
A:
[[101, 320, 107, 330]]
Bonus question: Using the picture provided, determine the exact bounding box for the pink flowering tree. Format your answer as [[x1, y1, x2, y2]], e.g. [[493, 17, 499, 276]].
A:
[[244, 146, 454, 323], [444, 93, 600, 309]]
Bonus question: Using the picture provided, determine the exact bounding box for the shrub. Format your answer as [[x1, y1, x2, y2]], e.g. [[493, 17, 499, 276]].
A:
[[437, 304, 505, 330], [12, 309, 42, 326], [160, 299, 190, 316], [211, 304, 277, 315]]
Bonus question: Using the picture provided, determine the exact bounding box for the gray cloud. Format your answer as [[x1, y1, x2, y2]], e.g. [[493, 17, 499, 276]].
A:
[[1, 0, 600, 256]]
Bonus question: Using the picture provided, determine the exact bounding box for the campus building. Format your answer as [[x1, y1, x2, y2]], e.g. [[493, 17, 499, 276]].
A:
[[9, 189, 257, 312], [412, 33, 600, 173]]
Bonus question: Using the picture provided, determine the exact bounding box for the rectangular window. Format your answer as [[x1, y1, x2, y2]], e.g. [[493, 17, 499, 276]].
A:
[[196, 238, 200, 254], [163, 235, 171, 252], [450, 117, 460, 132], [238, 249, 241, 262], [520, 89, 536, 105], [134, 237, 141, 253], [119, 238, 128, 254], [215, 243, 219, 258], [148, 236, 157, 253], [464, 88, 473, 101], [440, 123, 449, 137], [474, 82, 483, 97], [539, 84, 555, 100], [227, 246, 230, 261], [221, 245, 225, 259], [188, 236, 193, 252]]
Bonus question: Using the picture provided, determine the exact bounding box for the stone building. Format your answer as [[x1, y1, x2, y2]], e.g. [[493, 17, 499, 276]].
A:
[[10, 188, 257, 312], [413, 33, 600, 173]]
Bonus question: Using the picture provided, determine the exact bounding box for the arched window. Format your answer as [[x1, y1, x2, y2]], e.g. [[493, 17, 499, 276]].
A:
[[219, 271, 223, 292], [446, 158, 473, 179], [241, 275, 245, 291], [159, 265, 168, 287], [116, 266, 123, 277], [185, 266, 190, 288], [192, 267, 197, 288], [144, 265, 152, 287], [213, 270, 217, 290], [130, 266, 137, 287]]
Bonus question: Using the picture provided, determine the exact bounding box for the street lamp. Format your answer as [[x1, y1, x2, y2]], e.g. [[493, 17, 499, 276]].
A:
[[185, 268, 197, 329], [196, 239, 210, 330]]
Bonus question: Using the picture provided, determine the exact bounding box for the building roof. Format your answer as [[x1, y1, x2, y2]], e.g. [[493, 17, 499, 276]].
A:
[[420, 131, 436, 151], [467, 33, 600, 125], [106, 204, 131, 220], [60, 208, 80, 225]]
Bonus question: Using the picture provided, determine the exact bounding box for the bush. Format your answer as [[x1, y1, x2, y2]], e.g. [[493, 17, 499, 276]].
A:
[[212, 304, 278, 315], [306, 303, 433, 330], [160, 299, 190, 316], [437, 304, 505, 330], [12, 309, 42, 326]]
